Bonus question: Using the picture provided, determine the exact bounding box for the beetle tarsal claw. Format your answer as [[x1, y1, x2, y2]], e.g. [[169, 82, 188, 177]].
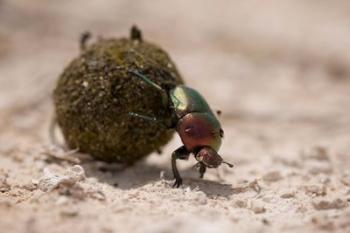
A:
[[172, 178, 182, 188]]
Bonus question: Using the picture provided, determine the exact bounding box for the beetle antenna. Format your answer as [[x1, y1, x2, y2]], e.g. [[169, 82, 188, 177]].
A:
[[223, 161, 234, 168]]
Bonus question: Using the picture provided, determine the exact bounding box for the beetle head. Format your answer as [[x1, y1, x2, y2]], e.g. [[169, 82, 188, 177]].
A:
[[195, 146, 233, 168], [195, 147, 234, 168]]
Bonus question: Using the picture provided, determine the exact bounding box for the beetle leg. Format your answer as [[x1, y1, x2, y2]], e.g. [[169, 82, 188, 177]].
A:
[[171, 146, 190, 188], [199, 163, 207, 179], [130, 25, 143, 42], [128, 70, 169, 107], [128, 112, 172, 129], [129, 112, 158, 122], [80, 31, 91, 51], [193, 162, 206, 178]]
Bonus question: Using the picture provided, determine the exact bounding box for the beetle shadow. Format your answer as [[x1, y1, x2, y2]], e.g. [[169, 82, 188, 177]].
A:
[[177, 168, 235, 198], [80, 158, 235, 197], [185, 179, 235, 197]]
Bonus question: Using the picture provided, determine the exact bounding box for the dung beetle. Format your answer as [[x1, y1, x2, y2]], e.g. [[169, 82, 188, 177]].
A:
[[128, 71, 234, 187], [127, 29, 233, 187]]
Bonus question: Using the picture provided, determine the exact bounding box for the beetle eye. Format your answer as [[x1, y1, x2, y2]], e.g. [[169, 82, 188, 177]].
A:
[[219, 129, 224, 138]]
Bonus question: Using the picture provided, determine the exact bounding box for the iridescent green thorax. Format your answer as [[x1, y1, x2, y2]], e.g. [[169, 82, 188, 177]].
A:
[[170, 85, 213, 118]]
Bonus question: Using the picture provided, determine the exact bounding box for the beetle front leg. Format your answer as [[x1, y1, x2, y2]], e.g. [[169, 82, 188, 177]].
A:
[[171, 146, 190, 188], [199, 163, 206, 179]]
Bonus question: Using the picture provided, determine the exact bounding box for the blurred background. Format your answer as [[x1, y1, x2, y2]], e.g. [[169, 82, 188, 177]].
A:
[[0, 1, 349, 233]]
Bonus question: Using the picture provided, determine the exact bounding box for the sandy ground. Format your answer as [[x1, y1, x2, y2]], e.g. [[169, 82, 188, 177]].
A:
[[1, 0, 350, 232]]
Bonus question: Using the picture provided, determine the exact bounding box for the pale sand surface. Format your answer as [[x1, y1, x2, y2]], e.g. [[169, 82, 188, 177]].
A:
[[0, 1, 350, 232]]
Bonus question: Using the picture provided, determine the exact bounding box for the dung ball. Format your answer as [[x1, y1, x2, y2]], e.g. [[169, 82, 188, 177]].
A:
[[53, 26, 183, 163]]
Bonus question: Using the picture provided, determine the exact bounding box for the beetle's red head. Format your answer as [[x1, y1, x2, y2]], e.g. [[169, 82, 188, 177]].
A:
[[195, 147, 233, 168]]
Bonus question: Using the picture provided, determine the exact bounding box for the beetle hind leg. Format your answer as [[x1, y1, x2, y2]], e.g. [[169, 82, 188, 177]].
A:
[[128, 112, 159, 122], [128, 70, 169, 107], [128, 112, 173, 129], [171, 146, 190, 188], [80, 31, 91, 51]]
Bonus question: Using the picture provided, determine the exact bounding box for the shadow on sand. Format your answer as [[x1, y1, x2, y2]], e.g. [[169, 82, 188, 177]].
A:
[[80, 158, 235, 197]]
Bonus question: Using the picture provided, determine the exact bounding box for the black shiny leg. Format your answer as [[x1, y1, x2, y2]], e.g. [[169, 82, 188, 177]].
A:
[[199, 163, 206, 179], [80, 31, 91, 51], [171, 146, 189, 188]]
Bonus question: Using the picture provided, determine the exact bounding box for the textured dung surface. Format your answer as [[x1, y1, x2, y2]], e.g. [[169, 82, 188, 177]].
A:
[[54, 37, 182, 163], [1, 1, 350, 233]]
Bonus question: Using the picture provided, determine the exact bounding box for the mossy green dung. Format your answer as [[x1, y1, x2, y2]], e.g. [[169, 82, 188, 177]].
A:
[[53, 32, 183, 163]]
